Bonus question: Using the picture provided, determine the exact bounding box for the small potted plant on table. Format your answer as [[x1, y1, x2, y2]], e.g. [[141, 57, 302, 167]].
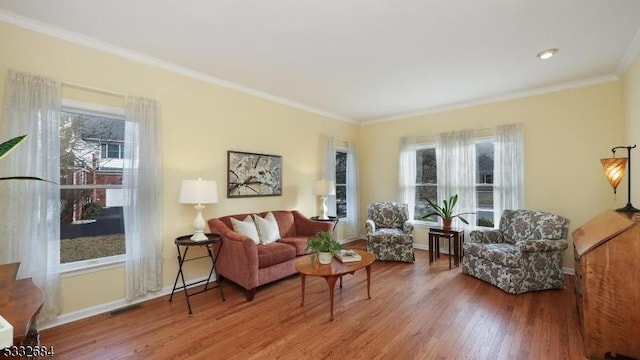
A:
[[422, 194, 473, 228], [306, 231, 342, 264]]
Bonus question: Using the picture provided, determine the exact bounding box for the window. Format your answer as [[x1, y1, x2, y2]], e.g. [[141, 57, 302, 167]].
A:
[[414, 146, 437, 221], [59, 107, 126, 267], [413, 139, 498, 228], [335, 150, 347, 218], [475, 141, 495, 228]]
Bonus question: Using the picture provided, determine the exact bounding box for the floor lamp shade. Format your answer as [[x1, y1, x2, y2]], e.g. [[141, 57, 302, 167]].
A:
[[179, 178, 218, 241], [313, 180, 335, 220], [601, 157, 627, 194]]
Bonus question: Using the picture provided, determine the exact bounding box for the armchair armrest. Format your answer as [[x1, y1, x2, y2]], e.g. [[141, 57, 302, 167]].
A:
[[517, 239, 568, 252], [403, 220, 414, 234], [365, 219, 375, 236], [469, 229, 505, 244], [292, 210, 333, 236]]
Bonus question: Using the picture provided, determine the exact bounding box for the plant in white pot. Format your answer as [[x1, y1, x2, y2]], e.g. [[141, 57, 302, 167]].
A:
[[305, 231, 342, 264], [0, 135, 49, 182]]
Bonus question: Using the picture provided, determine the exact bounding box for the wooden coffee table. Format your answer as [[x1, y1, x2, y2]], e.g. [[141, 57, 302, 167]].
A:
[[295, 249, 375, 321]]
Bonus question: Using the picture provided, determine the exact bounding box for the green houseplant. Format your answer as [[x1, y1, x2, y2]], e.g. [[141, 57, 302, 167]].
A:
[[422, 194, 474, 228], [0, 135, 48, 182], [306, 231, 342, 264]]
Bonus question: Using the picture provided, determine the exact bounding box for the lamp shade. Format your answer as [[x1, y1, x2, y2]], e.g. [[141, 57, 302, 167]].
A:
[[179, 178, 218, 204], [313, 179, 336, 196], [601, 157, 627, 194]]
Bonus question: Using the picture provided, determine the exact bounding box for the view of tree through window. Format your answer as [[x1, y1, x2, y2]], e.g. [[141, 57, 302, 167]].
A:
[[414, 147, 437, 221], [59, 110, 126, 264], [475, 141, 495, 227], [335, 150, 347, 218]]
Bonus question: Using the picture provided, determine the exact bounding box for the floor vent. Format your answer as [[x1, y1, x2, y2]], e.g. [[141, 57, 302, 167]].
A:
[[109, 304, 142, 316]]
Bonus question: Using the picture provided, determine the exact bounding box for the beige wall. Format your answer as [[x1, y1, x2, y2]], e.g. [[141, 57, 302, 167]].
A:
[[0, 19, 635, 319], [0, 22, 359, 315], [360, 81, 625, 268], [622, 52, 640, 207]]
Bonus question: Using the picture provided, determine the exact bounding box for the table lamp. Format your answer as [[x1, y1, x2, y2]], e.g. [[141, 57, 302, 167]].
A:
[[179, 178, 218, 241], [313, 179, 335, 220]]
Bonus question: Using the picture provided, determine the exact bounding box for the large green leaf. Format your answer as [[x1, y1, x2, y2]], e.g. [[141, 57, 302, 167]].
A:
[[0, 135, 27, 161]]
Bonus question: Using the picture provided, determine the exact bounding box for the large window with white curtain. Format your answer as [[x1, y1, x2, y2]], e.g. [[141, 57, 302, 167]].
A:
[[335, 149, 348, 218], [59, 104, 126, 269], [403, 124, 523, 229]]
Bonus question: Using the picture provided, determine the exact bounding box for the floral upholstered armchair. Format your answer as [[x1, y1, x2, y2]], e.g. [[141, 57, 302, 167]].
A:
[[462, 209, 570, 294], [365, 202, 415, 262]]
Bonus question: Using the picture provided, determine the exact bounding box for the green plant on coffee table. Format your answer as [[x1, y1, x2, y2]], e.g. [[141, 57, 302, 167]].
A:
[[305, 231, 342, 254], [422, 194, 473, 225]]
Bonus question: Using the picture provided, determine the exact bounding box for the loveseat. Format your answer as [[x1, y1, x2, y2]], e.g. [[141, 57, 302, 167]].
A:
[[207, 210, 333, 301]]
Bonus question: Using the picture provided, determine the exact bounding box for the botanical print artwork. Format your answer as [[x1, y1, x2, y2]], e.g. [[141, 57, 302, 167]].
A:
[[227, 151, 282, 197]]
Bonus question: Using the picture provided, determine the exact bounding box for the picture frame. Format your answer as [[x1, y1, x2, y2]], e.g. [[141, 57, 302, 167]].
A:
[[227, 151, 282, 198]]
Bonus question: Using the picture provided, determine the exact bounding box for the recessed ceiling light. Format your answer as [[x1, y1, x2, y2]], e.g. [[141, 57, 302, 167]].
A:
[[537, 48, 559, 60]]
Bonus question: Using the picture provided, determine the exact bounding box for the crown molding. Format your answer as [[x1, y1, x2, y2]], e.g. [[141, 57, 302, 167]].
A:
[[616, 26, 640, 76], [0, 10, 354, 124], [362, 75, 620, 125]]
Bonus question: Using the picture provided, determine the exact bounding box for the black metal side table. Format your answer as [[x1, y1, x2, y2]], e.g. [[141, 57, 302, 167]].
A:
[[169, 233, 225, 314], [311, 216, 339, 232]]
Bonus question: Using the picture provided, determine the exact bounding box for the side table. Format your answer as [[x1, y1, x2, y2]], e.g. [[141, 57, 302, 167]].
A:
[[428, 226, 465, 269], [169, 233, 225, 314], [311, 216, 339, 232]]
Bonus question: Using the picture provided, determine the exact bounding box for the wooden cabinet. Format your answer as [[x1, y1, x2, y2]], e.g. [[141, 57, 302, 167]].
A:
[[572, 210, 640, 360]]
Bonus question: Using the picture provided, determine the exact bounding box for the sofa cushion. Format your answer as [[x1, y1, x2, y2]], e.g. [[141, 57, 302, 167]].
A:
[[230, 216, 260, 245], [257, 242, 296, 268], [277, 236, 310, 256], [481, 243, 521, 268], [254, 212, 282, 244]]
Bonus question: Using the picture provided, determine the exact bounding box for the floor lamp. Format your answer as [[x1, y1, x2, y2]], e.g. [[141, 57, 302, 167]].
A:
[[601, 145, 639, 213]]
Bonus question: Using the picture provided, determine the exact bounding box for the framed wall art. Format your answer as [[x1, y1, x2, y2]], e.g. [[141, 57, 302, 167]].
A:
[[227, 151, 282, 198]]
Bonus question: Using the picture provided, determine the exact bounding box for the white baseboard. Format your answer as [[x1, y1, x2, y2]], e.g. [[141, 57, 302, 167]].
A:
[[40, 275, 211, 331]]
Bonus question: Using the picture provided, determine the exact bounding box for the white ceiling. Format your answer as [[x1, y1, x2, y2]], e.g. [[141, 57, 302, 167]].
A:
[[1, 0, 640, 123]]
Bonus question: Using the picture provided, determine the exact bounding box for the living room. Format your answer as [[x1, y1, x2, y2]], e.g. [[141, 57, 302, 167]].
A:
[[1, 2, 639, 359]]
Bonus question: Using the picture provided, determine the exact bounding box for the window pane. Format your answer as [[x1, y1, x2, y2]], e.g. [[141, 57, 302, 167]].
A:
[[336, 185, 347, 218], [335, 151, 347, 184], [476, 142, 495, 227], [60, 188, 125, 263], [415, 184, 438, 221], [416, 148, 436, 184]]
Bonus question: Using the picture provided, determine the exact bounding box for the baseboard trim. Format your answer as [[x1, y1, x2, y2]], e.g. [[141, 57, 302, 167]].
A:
[[40, 275, 211, 331]]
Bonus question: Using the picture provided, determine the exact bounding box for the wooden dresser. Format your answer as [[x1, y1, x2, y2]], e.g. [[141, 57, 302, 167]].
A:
[[572, 210, 640, 360]]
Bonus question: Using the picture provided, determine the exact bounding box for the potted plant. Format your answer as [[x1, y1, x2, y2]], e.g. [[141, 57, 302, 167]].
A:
[[422, 194, 473, 228], [305, 231, 342, 264], [0, 135, 48, 182]]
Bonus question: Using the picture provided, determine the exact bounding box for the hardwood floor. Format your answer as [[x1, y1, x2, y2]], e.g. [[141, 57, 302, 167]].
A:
[[41, 242, 586, 359]]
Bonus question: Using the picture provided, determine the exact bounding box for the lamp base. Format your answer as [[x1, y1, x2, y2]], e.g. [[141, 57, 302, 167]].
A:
[[190, 232, 209, 241], [616, 203, 640, 213]]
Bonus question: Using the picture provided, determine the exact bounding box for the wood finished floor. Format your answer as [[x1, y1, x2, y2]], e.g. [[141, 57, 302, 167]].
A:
[[41, 242, 586, 360]]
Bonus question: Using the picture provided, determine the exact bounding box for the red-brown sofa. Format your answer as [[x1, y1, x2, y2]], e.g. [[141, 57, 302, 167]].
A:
[[207, 210, 333, 301]]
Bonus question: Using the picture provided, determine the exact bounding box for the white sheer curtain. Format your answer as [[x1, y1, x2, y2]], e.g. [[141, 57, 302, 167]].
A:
[[123, 96, 163, 300], [436, 130, 477, 228], [494, 123, 524, 222], [0, 70, 62, 322], [320, 134, 337, 216], [398, 136, 417, 220], [344, 140, 359, 238]]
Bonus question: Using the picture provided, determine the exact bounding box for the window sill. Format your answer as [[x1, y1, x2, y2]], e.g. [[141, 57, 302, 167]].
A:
[[61, 255, 125, 278]]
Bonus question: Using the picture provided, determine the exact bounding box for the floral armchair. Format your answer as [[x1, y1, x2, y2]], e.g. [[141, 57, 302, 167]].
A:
[[461, 209, 570, 294], [365, 202, 415, 262]]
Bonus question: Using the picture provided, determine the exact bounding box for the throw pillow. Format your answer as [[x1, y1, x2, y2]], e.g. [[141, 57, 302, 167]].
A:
[[253, 212, 281, 245], [230, 216, 260, 245]]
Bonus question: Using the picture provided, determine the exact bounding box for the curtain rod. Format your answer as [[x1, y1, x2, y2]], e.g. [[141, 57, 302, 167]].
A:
[[61, 80, 126, 99]]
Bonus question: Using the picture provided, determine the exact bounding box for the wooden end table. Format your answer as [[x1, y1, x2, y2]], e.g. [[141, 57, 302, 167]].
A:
[[295, 249, 375, 321], [428, 226, 465, 269]]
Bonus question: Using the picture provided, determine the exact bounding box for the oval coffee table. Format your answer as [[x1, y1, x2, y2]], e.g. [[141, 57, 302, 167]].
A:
[[295, 249, 375, 321]]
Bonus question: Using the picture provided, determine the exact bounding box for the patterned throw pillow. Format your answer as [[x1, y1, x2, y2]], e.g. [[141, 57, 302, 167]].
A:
[[253, 212, 281, 245], [230, 215, 260, 245]]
